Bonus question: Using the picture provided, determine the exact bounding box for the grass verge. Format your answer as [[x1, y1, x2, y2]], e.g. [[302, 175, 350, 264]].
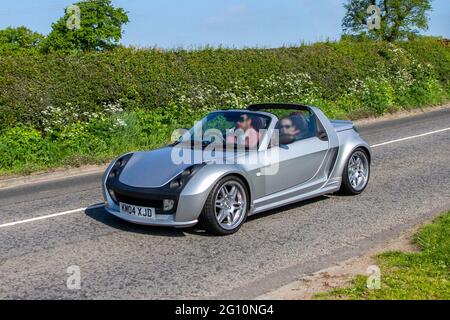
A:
[[316, 212, 450, 299]]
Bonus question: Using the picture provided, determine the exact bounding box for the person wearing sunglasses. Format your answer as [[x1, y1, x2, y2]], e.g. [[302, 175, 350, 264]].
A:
[[279, 117, 300, 139], [226, 113, 261, 149]]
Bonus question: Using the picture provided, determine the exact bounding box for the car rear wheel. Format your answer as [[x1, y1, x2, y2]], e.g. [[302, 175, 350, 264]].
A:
[[199, 176, 249, 235], [339, 148, 370, 195]]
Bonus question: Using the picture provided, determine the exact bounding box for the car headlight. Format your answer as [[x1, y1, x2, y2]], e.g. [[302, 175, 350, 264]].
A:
[[107, 188, 118, 202], [108, 153, 133, 181], [170, 178, 183, 189], [169, 163, 204, 189], [106, 153, 134, 204]]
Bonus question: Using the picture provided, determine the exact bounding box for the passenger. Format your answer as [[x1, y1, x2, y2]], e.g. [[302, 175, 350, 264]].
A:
[[280, 113, 309, 141], [280, 117, 300, 140]]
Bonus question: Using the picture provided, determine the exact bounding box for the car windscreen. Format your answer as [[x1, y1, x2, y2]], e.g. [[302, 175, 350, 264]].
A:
[[180, 111, 272, 149]]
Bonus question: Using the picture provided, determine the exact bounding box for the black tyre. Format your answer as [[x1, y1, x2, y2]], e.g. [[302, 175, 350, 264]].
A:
[[339, 148, 370, 195], [199, 176, 249, 236]]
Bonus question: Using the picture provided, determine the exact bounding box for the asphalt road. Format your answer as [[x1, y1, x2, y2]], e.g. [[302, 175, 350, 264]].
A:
[[0, 107, 449, 299]]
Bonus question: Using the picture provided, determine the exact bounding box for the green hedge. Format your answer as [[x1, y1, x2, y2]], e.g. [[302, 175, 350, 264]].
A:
[[0, 38, 448, 175], [0, 37, 448, 131]]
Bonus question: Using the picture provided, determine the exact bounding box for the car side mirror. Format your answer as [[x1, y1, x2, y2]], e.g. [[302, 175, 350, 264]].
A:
[[169, 128, 189, 146], [180, 128, 189, 137], [278, 134, 295, 145], [317, 130, 328, 141]]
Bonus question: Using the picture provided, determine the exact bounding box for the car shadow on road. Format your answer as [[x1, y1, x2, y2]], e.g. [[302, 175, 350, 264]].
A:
[[84, 204, 192, 237], [84, 195, 331, 237]]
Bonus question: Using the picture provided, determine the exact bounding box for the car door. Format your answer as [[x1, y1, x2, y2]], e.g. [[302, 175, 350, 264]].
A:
[[259, 114, 330, 196], [261, 136, 329, 195]]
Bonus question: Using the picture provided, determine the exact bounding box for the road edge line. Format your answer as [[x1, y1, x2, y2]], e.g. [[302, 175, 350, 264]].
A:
[[0, 204, 104, 229]]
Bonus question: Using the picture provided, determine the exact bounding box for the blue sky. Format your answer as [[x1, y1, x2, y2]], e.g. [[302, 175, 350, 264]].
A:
[[0, 0, 448, 48]]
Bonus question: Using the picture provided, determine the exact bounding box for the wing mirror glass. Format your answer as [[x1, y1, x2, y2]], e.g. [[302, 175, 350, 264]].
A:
[[317, 130, 328, 141], [278, 134, 295, 145], [170, 128, 189, 145]]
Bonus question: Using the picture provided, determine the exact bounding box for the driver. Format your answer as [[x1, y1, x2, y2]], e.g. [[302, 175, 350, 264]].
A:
[[227, 114, 261, 149]]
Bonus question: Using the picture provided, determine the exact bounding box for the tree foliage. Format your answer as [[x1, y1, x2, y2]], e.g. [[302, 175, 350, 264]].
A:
[[42, 0, 129, 53], [0, 26, 44, 53], [342, 0, 432, 41]]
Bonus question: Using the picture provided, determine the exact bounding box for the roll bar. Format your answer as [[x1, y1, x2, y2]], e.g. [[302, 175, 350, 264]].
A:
[[246, 103, 312, 112]]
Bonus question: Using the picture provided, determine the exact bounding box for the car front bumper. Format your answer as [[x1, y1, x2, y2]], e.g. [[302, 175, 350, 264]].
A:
[[104, 204, 198, 228], [101, 156, 241, 229]]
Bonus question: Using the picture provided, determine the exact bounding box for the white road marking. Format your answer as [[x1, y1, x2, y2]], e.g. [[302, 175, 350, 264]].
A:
[[0, 204, 104, 229], [0, 126, 449, 229], [370, 127, 450, 148]]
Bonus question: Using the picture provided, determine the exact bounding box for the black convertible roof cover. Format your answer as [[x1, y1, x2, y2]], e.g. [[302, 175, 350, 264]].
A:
[[246, 103, 312, 112]]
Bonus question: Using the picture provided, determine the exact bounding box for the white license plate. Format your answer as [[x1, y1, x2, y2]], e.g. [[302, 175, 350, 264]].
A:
[[119, 202, 155, 219]]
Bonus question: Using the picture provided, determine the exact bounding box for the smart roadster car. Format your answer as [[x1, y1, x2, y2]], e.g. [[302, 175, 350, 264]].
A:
[[103, 103, 371, 235]]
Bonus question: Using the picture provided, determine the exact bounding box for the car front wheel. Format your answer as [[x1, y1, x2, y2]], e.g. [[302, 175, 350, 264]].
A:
[[199, 176, 249, 236], [339, 148, 370, 195]]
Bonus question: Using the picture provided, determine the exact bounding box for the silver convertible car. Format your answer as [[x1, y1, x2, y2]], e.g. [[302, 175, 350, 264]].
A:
[[103, 103, 371, 235]]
